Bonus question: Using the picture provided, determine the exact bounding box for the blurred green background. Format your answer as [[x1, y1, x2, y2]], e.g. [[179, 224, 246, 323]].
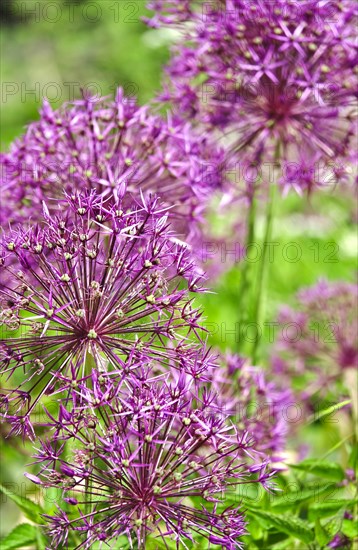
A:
[[0, 0, 356, 542], [0, 0, 170, 148]]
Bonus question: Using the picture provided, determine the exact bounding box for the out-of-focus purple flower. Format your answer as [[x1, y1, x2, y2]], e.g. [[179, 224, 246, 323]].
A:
[[161, 352, 292, 460], [328, 533, 351, 549], [31, 372, 275, 549], [145, 0, 196, 27], [0, 87, 224, 236], [206, 353, 292, 460], [0, 192, 211, 436], [147, 0, 357, 194], [326, 509, 355, 548], [271, 279, 357, 405]]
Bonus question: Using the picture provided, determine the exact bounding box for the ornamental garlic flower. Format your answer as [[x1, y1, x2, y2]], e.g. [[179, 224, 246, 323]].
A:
[[0, 87, 223, 235], [0, 192, 209, 437], [271, 280, 357, 404], [30, 371, 274, 549], [210, 354, 293, 460], [148, 0, 357, 193]]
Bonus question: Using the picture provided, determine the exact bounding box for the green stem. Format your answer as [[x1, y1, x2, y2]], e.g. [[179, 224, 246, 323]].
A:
[[251, 143, 280, 363], [251, 183, 276, 363], [344, 369, 358, 440], [236, 191, 257, 342]]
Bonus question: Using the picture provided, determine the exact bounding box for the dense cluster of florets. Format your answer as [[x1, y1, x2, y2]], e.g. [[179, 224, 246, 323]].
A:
[[29, 370, 274, 549], [148, 0, 357, 193], [0, 87, 224, 235], [271, 279, 357, 406], [0, 192, 211, 437], [210, 354, 293, 460]]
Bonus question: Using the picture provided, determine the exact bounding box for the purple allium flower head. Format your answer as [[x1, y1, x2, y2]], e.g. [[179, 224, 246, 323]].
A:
[[328, 533, 351, 549], [31, 371, 274, 549], [147, 0, 357, 194], [271, 279, 357, 405], [170, 352, 293, 460], [0, 87, 224, 236], [209, 353, 293, 460], [0, 192, 211, 436]]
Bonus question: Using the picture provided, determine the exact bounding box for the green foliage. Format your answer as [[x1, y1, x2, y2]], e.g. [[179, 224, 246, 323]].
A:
[[0, 483, 44, 524], [0, 0, 169, 148], [308, 400, 352, 424], [308, 501, 357, 521], [288, 459, 345, 482], [315, 519, 331, 547], [246, 509, 314, 544], [237, 458, 357, 549], [342, 519, 358, 538], [270, 483, 337, 510], [0, 524, 37, 550]]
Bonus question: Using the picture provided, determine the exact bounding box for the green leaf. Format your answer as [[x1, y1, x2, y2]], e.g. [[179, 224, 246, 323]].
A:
[[348, 444, 357, 470], [247, 518, 263, 540], [271, 483, 335, 509], [240, 537, 260, 550], [246, 509, 314, 544], [341, 519, 358, 538], [0, 524, 37, 550], [324, 513, 344, 539], [146, 539, 169, 550], [36, 530, 47, 550], [288, 459, 345, 481], [269, 540, 294, 550], [309, 399, 351, 423], [315, 519, 331, 547], [0, 483, 43, 524], [91, 542, 128, 550], [308, 500, 356, 520]]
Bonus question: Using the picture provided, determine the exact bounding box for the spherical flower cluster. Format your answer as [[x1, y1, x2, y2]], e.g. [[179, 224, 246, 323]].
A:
[[0, 192, 211, 437], [160, 352, 293, 459], [206, 354, 292, 460], [148, 0, 357, 193], [0, 87, 224, 235], [29, 371, 274, 549], [271, 279, 357, 404]]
